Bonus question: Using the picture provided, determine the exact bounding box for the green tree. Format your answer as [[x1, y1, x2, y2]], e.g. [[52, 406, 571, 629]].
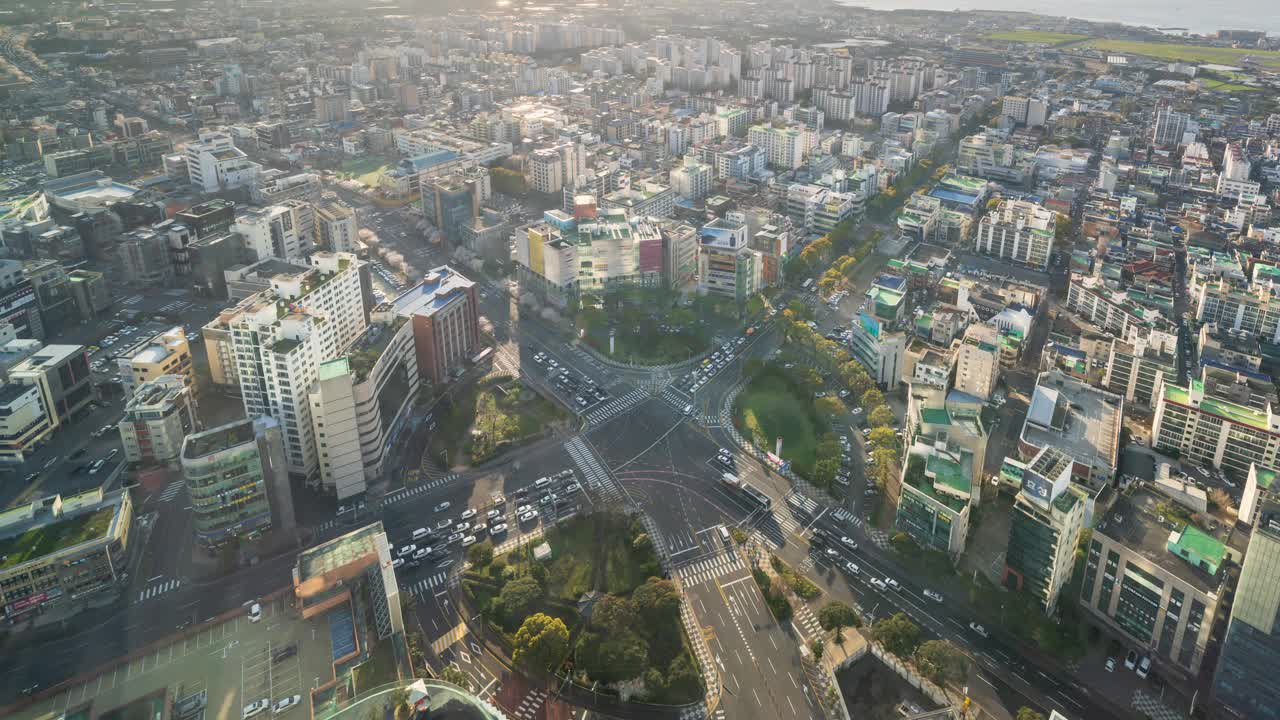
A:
[[633, 577, 681, 626], [1055, 213, 1073, 241], [663, 652, 704, 702], [441, 664, 472, 691], [818, 601, 861, 635], [872, 613, 922, 658], [467, 541, 494, 568], [490, 166, 527, 195], [914, 640, 969, 687], [868, 404, 896, 428], [815, 396, 845, 418], [868, 426, 897, 449], [512, 613, 570, 674], [495, 575, 543, 626], [1015, 709, 1046, 720], [862, 387, 885, 411], [580, 629, 648, 683]]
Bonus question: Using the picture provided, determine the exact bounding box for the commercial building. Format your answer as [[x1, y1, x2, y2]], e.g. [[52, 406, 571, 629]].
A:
[[896, 435, 974, 556], [292, 522, 404, 643], [664, 221, 699, 289], [956, 132, 1034, 186], [67, 269, 110, 321], [1020, 371, 1123, 489], [974, 199, 1056, 271], [181, 415, 294, 550], [784, 184, 863, 236], [515, 203, 665, 302], [422, 172, 483, 246], [118, 375, 198, 465], [697, 213, 761, 305], [0, 383, 53, 462], [0, 488, 133, 621], [8, 344, 91, 433], [310, 312, 419, 500], [953, 323, 1002, 401], [234, 202, 313, 263], [0, 259, 44, 340], [391, 266, 479, 386], [1214, 498, 1280, 719], [175, 199, 237, 240], [116, 326, 194, 398], [116, 226, 176, 288], [849, 311, 907, 390], [1081, 485, 1227, 680], [601, 182, 675, 219], [183, 130, 261, 193], [230, 252, 367, 484], [1003, 446, 1088, 613], [1152, 374, 1280, 479]]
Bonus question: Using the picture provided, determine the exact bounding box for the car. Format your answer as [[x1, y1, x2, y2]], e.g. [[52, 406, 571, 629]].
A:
[[461, 535, 478, 547], [397, 544, 417, 557], [446, 532, 464, 544], [243, 699, 271, 719], [534, 477, 553, 489], [883, 577, 901, 592], [460, 509, 477, 521], [1125, 649, 1138, 670], [968, 622, 988, 638], [412, 547, 431, 560], [1136, 655, 1151, 679], [562, 484, 580, 496], [840, 536, 858, 550], [516, 504, 532, 515], [842, 561, 860, 576], [519, 510, 538, 524], [557, 469, 574, 480], [869, 577, 888, 591], [436, 519, 451, 530], [272, 644, 297, 663], [490, 523, 509, 536], [540, 493, 557, 506], [412, 528, 432, 541], [486, 509, 503, 520], [391, 558, 405, 569], [923, 589, 943, 602], [247, 602, 263, 622], [434, 501, 451, 513], [454, 521, 471, 533], [1105, 657, 1117, 673], [835, 474, 850, 486], [824, 547, 840, 560]]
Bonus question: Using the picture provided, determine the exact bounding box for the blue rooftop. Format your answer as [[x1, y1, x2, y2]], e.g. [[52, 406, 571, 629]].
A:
[[929, 187, 980, 206]]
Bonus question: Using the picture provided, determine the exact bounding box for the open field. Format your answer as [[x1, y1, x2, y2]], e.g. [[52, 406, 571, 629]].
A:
[[336, 155, 394, 186], [1200, 79, 1261, 92], [734, 368, 822, 477], [984, 30, 1087, 44], [1083, 39, 1280, 69]]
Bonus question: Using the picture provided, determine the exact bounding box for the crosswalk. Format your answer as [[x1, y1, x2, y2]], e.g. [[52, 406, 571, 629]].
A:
[[678, 587, 719, 710], [794, 602, 823, 644], [564, 436, 623, 505], [404, 571, 458, 597], [156, 480, 184, 503], [510, 688, 548, 720], [137, 578, 181, 603], [582, 387, 647, 426], [383, 474, 458, 504], [661, 386, 690, 409], [675, 551, 745, 589]]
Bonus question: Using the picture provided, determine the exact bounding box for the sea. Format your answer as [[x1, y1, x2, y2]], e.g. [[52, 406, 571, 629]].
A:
[[835, 0, 1280, 36]]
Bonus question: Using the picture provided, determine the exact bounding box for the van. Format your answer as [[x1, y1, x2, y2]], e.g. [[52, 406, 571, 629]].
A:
[[247, 603, 262, 623], [534, 477, 553, 489], [719, 525, 731, 543], [683, 404, 694, 416], [412, 528, 430, 541]]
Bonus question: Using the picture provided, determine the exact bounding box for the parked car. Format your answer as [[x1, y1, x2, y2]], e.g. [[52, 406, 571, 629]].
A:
[[1136, 655, 1151, 679], [273, 644, 298, 663], [247, 603, 262, 622], [1124, 649, 1138, 670], [243, 699, 270, 719], [968, 622, 989, 638], [1105, 657, 1117, 673], [433, 501, 451, 513], [923, 589, 943, 602]]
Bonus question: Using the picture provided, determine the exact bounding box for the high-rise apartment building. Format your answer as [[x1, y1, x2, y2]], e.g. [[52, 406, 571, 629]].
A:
[[181, 415, 295, 550], [1152, 374, 1280, 478], [1214, 499, 1280, 719], [670, 159, 714, 201], [974, 199, 1057, 270], [748, 123, 814, 170], [1152, 106, 1189, 148]]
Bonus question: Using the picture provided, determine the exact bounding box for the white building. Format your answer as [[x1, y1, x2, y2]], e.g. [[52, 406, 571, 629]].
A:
[[697, 213, 761, 304], [184, 130, 261, 193], [748, 123, 815, 170], [234, 202, 313, 263], [974, 199, 1057, 270], [953, 324, 1002, 401], [315, 198, 359, 254], [670, 159, 713, 201]]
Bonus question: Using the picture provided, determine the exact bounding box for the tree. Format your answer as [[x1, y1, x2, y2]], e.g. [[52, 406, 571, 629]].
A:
[[490, 166, 527, 195], [861, 387, 885, 411], [441, 664, 472, 691], [868, 426, 897, 449], [467, 541, 494, 568], [633, 577, 681, 626], [512, 613, 569, 674], [810, 639, 825, 661], [872, 613, 922, 658], [580, 628, 648, 683], [1015, 709, 1046, 720], [495, 575, 543, 626], [1055, 213, 1073, 241], [815, 396, 845, 418], [868, 405, 896, 428], [663, 652, 704, 702], [818, 601, 861, 635], [914, 640, 969, 687]]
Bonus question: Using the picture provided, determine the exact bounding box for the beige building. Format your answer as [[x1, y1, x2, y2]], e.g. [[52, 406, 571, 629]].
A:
[[316, 197, 359, 254], [953, 323, 1002, 401], [116, 326, 194, 398]]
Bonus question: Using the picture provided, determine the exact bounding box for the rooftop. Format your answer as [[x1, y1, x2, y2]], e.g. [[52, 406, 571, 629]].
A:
[[183, 417, 257, 459], [1022, 371, 1121, 472], [0, 489, 127, 571], [392, 266, 475, 318], [297, 522, 385, 581], [1096, 485, 1230, 594], [1163, 379, 1273, 433]]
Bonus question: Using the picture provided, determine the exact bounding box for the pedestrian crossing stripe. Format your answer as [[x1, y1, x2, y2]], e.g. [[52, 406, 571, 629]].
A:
[[675, 552, 744, 588], [407, 571, 457, 596], [583, 388, 647, 426], [383, 474, 458, 503], [512, 688, 548, 720], [157, 481, 184, 502], [137, 578, 181, 603], [564, 436, 623, 504]]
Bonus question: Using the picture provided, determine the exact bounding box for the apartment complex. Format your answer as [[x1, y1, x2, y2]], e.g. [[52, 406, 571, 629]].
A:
[[747, 123, 815, 170], [974, 199, 1056, 271], [1152, 374, 1280, 479], [181, 416, 294, 550], [391, 266, 479, 386], [118, 375, 198, 465], [1003, 446, 1088, 613]]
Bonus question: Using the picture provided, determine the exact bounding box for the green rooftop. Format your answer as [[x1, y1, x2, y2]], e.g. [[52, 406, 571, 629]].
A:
[[0, 507, 116, 570], [927, 452, 972, 500], [920, 407, 952, 426], [319, 356, 351, 382], [1257, 467, 1278, 490], [1167, 524, 1226, 576]]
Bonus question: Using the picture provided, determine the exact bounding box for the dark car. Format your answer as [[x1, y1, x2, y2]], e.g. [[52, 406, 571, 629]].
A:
[[272, 644, 297, 663]]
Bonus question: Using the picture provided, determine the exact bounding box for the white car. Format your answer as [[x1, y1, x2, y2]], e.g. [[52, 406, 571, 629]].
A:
[[391, 558, 404, 569], [461, 535, 478, 547], [840, 536, 858, 550], [516, 504, 532, 515], [843, 561, 860, 576], [968, 622, 989, 638], [518, 510, 538, 524], [412, 547, 431, 560], [273, 696, 302, 715], [869, 577, 888, 591], [486, 509, 503, 520], [454, 522, 471, 533], [883, 577, 901, 592], [489, 523, 509, 536], [397, 544, 417, 557], [434, 501, 451, 513], [247, 602, 263, 622], [460, 509, 477, 521], [243, 699, 270, 719]]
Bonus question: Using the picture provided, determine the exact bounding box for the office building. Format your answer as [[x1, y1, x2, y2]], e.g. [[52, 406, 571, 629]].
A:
[[953, 323, 1002, 401], [234, 202, 313, 263], [175, 199, 237, 239], [116, 227, 176, 288], [849, 311, 907, 389], [183, 130, 261, 193], [1003, 446, 1088, 613], [315, 197, 358, 254], [422, 173, 482, 246], [0, 259, 44, 340], [229, 252, 367, 484], [601, 182, 676, 220], [896, 434, 974, 556], [67, 269, 110, 321], [181, 416, 294, 550], [0, 382, 53, 462], [8, 345, 91, 433], [974, 199, 1057, 271], [1082, 485, 1227, 679], [1020, 371, 1122, 489], [0, 488, 133, 621], [697, 213, 762, 305], [118, 375, 198, 465], [1214, 498, 1280, 719], [391, 266, 479, 386], [116, 327, 194, 399]]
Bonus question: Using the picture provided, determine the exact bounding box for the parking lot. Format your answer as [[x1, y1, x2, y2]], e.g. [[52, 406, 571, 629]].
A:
[[13, 596, 325, 720]]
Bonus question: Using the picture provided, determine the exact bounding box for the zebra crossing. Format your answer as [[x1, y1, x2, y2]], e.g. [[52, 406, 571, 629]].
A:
[[156, 480, 184, 503], [794, 602, 823, 644], [121, 294, 143, 305], [383, 474, 458, 504], [510, 688, 548, 720], [582, 387, 647, 426], [404, 571, 458, 597], [675, 551, 745, 588], [564, 436, 623, 504], [137, 578, 181, 603], [772, 509, 800, 535], [678, 586, 719, 709]]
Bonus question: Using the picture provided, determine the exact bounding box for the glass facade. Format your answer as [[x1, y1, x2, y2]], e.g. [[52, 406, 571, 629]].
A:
[[186, 442, 272, 547]]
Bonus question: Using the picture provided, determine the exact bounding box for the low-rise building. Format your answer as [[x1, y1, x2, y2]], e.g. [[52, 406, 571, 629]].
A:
[[1020, 370, 1123, 489], [896, 436, 974, 556], [0, 382, 53, 462], [8, 344, 91, 433], [116, 326, 193, 399], [118, 375, 198, 466], [0, 488, 133, 621], [849, 311, 907, 389]]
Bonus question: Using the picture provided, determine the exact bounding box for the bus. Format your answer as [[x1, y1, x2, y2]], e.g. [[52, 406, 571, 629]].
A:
[[740, 482, 772, 510], [801, 278, 814, 290]]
